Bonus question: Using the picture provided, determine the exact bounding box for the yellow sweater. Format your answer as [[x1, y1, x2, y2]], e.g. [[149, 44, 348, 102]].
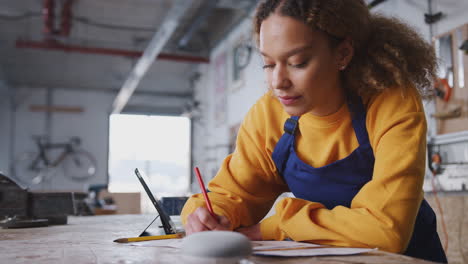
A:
[[181, 85, 427, 253]]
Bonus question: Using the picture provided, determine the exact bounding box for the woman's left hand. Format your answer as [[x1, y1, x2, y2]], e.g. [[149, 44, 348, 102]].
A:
[[236, 224, 262, 240]]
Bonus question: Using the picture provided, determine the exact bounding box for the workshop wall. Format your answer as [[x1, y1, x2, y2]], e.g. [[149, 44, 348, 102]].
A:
[[7, 87, 109, 191], [1, 86, 188, 192], [189, 16, 266, 189], [431, 0, 468, 36]]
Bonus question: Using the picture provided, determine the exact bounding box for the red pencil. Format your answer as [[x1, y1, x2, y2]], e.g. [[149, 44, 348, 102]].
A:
[[194, 167, 217, 219]]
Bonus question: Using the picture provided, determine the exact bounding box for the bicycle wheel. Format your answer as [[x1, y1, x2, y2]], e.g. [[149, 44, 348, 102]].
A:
[[62, 150, 97, 181], [12, 152, 56, 186]]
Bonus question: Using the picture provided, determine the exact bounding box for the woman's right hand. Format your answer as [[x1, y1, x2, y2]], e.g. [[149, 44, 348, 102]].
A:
[[184, 207, 231, 235]]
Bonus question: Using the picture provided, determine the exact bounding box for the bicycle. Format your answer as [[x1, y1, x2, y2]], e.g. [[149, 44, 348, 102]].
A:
[[12, 136, 97, 186]]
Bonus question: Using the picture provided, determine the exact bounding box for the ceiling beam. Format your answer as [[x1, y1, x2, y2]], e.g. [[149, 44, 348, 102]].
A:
[[178, 0, 218, 49], [11, 81, 193, 98], [112, 0, 192, 114], [15, 40, 210, 63]]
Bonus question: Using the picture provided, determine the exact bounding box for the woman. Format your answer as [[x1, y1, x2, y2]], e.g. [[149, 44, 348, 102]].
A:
[[181, 0, 447, 262]]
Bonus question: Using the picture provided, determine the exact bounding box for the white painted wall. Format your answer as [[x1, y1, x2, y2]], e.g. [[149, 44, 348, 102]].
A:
[[190, 0, 468, 190], [6, 87, 109, 191], [371, 0, 468, 39], [190, 16, 266, 188], [432, 0, 468, 37], [1, 85, 189, 192], [373, 0, 430, 39]]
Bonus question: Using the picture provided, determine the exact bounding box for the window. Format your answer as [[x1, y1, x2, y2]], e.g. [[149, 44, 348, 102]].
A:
[[108, 114, 190, 213]]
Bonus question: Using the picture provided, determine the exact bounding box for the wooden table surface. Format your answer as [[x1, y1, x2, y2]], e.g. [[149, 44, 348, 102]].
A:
[[0, 214, 437, 264]]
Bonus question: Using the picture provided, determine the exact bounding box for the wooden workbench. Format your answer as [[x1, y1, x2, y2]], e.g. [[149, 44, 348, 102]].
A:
[[0, 215, 437, 264]]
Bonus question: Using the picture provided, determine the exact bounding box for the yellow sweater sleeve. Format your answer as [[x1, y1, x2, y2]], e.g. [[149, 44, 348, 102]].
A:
[[181, 93, 289, 229], [261, 86, 427, 253]]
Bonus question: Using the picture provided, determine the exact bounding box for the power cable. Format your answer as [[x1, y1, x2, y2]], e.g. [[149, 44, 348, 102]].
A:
[[430, 171, 449, 252], [459, 196, 467, 264]]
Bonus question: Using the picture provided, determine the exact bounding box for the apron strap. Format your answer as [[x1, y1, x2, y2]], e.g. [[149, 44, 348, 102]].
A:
[[272, 116, 300, 175], [347, 94, 371, 146]]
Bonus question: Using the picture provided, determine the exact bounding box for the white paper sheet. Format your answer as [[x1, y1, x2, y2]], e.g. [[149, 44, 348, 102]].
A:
[[130, 239, 311, 249], [251, 240, 322, 250], [126, 238, 377, 257], [254, 246, 377, 257], [251, 240, 376, 257]]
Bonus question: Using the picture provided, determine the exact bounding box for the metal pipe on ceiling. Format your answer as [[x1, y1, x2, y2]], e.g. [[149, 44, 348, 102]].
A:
[[178, 0, 218, 49], [10, 81, 193, 99], [112, 0, 193, 114], [15, 39, 210, 63], [210, 0, 258, 49]]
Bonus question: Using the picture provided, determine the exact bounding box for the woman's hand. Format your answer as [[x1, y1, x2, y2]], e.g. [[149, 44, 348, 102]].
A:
[[236, 224, 262, 241], [184, 207, 231, 235]]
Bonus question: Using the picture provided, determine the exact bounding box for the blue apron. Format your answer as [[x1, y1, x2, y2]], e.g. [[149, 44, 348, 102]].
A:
[[271, 94, 447, 263]]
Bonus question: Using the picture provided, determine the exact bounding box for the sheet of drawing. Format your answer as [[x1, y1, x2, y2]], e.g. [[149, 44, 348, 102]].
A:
[[254, 247, 377, 257], [127, 239, 312, 249], [251, 240, 321, 250], [126, 238, 376, 257]]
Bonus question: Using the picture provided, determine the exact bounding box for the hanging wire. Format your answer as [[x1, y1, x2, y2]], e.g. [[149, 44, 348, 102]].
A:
[[428, 145, 449, 253], [430, 172, 449, 252]]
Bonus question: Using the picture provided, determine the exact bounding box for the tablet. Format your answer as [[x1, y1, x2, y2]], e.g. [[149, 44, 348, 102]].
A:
[[134, 168, 177, 235]]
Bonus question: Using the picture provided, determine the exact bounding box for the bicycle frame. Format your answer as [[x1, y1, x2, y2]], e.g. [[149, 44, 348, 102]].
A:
[[14, 136, 96, 186], [30, 139, 75, 169]]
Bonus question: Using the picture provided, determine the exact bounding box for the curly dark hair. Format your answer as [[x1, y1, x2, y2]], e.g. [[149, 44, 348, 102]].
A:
[[253, 0, 437, 98]]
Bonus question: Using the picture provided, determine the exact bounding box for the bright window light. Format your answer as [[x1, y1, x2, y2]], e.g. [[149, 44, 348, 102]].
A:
[[108, 114, 191, 213]]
